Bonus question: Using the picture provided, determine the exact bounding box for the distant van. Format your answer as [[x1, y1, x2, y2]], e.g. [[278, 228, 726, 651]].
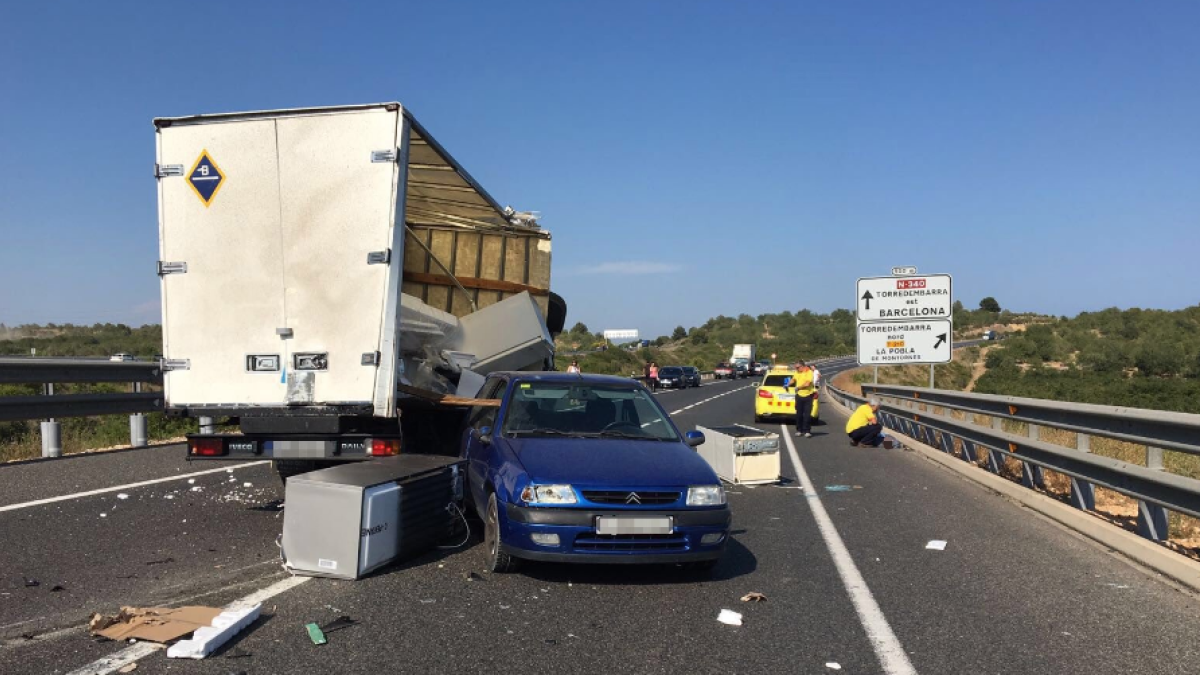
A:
[[110, 353, 136, 362]]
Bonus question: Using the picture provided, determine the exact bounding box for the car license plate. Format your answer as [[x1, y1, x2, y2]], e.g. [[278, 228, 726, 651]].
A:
[[595, 516, 672, 535], [777, 393, 795, 402]]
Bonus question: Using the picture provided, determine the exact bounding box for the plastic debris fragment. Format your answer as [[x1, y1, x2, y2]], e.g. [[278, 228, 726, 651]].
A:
[[717, 609, 743, 626], [926, 540, 947, 551]]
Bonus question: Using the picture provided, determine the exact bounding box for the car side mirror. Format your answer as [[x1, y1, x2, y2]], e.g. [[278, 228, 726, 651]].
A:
[[476, 426, 493, 445], [684, 430, 705, 448]]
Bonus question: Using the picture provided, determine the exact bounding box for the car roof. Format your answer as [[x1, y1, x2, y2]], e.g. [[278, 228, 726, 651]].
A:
[[500, 371, 637, 386]]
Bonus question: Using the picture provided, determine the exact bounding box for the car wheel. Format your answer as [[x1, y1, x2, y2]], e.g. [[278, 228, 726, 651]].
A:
[[483, 492, 520, 573]]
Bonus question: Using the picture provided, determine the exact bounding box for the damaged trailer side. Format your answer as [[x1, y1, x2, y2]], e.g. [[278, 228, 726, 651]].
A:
[[153, 103, 561, 473]]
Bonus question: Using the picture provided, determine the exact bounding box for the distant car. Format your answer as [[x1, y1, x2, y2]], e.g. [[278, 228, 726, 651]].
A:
[[751, 361, 771, 376], [110, 353, 136, 362], [713, 363, 735, 380], [656, 366, 687, 389], [462, 372, 730, 573], [733, 362, 749, 379], [681, 366, 702, 388]]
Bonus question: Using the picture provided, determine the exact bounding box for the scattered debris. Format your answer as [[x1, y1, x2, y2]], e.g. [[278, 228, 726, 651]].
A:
[[226, 468, 234, 473], [90, 606, 223, 643], [145, 557, 175, 566], [825, 663, 842, 670], [925, 540, 947, 551], [1103, 582, 1131, 589], [117, 663, 138, 673], [188, 479, 196, 484], [323, 604, 343, 614], [23, 578, 39, 588], [167, 603, 262, 659], [717, 609, 743, 626], [740, 592, 767, 603], [243, 482, 253, 488], [463, 572, 483, 582], [320, 616, 358, 634], [190, 487, 203, 492], [499, 604, 511, 610], [50, 584, 65, 592], [117, 493, 130, 500], [164, 494, 175, 500], [100, 513, 108, 518], [824, 485, 854, 492], [419, 599, 436, 604], [305, 622, 327, 645], [772, 485, 805, 490], [544, 639, 558, 645]]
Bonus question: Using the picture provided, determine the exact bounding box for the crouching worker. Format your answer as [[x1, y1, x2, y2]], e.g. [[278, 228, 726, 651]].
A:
[[846, 397, 883, 447]]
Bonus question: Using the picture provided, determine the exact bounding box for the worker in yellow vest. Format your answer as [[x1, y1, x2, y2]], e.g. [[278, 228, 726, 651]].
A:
[[787, 361, 817, 437], [846, 397, 883, 447]]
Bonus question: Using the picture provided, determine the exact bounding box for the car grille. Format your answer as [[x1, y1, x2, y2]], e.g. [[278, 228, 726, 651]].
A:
[[581, 490, 681, 505], [574, 534, 687, 552]]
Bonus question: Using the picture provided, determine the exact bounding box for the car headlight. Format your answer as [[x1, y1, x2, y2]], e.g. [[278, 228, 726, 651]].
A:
[[520, 484, 578, 505], [687, 485, 726, 506]]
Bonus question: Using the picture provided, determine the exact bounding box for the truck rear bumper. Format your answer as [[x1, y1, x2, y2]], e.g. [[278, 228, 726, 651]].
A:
[[184, 433, 396, 461]]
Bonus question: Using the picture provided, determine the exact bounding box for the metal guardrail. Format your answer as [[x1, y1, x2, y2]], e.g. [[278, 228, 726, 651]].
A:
[[0, 358, 166, 457], [825, 382, 1200, 544]]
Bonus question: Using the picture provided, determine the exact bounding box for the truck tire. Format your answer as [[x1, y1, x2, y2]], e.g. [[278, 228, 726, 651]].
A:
[[483, 492, 520, 573], [273, 460, 320, 485]]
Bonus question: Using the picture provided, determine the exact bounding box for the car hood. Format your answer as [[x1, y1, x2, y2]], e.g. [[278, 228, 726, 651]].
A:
[[503, 436, 719, 486]]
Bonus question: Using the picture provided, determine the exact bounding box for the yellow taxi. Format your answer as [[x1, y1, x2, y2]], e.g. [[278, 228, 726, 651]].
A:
[[754, 366, 819, 423]]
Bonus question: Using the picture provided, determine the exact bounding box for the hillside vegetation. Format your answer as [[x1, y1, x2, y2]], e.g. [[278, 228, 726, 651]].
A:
[[558, 310, 857, 375], [974, 306, 1200, 413]]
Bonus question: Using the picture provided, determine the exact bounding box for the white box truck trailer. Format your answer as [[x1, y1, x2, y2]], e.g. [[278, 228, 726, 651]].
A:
[[154, 103, 563, 479]]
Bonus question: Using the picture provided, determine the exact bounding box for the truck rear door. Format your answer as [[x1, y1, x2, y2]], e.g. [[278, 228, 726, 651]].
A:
[[156, 105, 407, 415]]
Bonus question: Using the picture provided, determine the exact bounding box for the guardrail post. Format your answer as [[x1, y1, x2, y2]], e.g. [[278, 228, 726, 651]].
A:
[[1026, 425, 1046, 488], [1137, 446, 1169, 541], [959, 438, 976, 463], [40, 383, 62, 458], [1136, 502, 1169, 542], [128, 382, 147, 447], [198, 416, 215, 435], [986, 446, 1005, 474], [1069, 434, 1096, 511]]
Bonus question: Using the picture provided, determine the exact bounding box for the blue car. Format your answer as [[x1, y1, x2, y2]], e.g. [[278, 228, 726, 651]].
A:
[[461, 372, 730, 573]]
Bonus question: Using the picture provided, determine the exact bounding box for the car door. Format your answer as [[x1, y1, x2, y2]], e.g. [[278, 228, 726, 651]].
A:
[[463, 377, 506, 510]]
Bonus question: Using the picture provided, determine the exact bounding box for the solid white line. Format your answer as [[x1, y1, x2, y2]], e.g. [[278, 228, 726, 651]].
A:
[[0, 461, 270, 514], [780, 428, 918, 675], [66, 575, 311, 675]]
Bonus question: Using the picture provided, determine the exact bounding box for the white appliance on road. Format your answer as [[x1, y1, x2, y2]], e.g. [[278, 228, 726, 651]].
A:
[[695, 424, 780, 485]]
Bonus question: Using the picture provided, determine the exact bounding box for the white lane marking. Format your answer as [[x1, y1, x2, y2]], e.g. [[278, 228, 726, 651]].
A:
[[66, 575, 311, 675], [781, 428, 917, 675], [66, 642, 162, 675], [669, 385, 754, 415], [0, 461, 270, 514]]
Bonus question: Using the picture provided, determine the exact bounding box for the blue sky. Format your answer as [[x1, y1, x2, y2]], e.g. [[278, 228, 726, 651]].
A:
[[2, 1, 1198, 337]]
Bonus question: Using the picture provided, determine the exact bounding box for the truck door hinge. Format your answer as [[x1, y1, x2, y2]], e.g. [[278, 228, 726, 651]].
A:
[[161, 358, 191, 372], [157, 261, 187, 276], [155, 164, 185, 178], [366, 249, 391, 265], [370, 149, 398, 163]]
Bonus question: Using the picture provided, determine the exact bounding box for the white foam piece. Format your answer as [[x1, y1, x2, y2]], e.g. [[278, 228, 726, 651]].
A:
[[166, 602, 262, 659]]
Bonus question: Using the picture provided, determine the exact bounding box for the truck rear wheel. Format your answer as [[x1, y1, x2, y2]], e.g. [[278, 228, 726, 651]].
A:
[[273, 460, 321, 485]]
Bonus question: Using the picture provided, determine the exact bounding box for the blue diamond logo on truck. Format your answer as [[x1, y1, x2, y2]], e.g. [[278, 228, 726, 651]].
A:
[[187, 150, 225, 207]]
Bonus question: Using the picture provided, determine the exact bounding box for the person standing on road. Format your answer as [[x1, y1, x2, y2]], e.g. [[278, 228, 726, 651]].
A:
[[789, 361, 817, 438], [648, 362, 660, 391], [811, 366, 821, 389], [846, 396, 884, 447], [567, 359, 581, 374]]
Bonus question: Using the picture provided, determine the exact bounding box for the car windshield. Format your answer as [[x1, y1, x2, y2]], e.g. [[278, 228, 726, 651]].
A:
[[659, 367, 683, 377], [502, 381, 680, 441]]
